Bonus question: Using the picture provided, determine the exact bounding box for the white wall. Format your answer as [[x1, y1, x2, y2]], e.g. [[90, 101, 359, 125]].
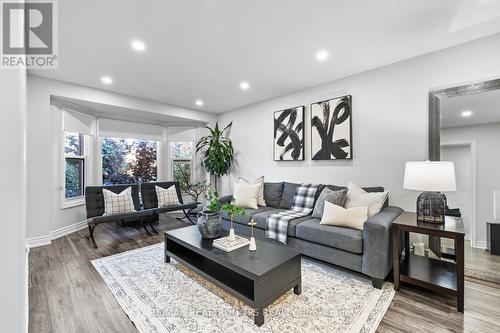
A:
[[442, 122, 500, 244], [26, 75, 216, 240], [217, 33, 500, 215], [0, 69, 27, 332]]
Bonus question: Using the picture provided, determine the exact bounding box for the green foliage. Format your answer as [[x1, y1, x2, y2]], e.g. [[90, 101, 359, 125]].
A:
[[102, 138, 133, 185], [195, 122, 234, 190], [176, 163, 209, 202], [173, 161, 191, 184], [220, 199, 247, 220], [65, 159, 81, 198], [205, 188, 221, 212], [102, 138, 157, 185]]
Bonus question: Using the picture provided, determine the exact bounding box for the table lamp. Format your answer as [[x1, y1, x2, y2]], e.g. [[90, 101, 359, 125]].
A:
[[403, 161, 456, 224]]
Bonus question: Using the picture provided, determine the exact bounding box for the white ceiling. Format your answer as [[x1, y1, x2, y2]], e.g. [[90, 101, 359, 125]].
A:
[[441, 88, 500, 128], [31, 0, 500, 113]]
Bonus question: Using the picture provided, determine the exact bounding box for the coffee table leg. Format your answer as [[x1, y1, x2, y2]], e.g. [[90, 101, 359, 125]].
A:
[[165, 255, 170, 263], [294, 282, 302, 295], [254, 308, 264, 326]]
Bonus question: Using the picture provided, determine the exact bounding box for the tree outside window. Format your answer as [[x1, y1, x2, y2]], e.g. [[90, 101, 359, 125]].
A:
[[101, 137, 157, 185], [65, 132, 85, 199], [171, 142, 193, 184]]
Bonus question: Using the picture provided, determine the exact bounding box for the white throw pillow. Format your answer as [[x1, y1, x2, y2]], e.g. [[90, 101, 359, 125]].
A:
[[320, 201, 368, 230], [102, 187, 136, 215], [156, 185, 180, 207], [345, 181, 388, 217], [239, 176, 266, 206], [233, 183, 260, 209]]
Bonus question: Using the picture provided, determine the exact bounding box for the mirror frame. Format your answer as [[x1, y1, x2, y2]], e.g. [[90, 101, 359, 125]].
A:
[[428, 78, 500, 161]]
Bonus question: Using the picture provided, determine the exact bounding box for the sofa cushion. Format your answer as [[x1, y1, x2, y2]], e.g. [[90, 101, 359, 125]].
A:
[[220, 206, 274, 225], [312, 188, 348, 218], [295, 218, 363, 254], [263, 182, 284, 208], [252, 209, 312, 236], [279, 182, 300, 209], [325, 184, 388, 208]]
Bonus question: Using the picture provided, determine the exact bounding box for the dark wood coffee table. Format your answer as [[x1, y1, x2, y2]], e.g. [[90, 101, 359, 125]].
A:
[[164, 226, 301, 326]]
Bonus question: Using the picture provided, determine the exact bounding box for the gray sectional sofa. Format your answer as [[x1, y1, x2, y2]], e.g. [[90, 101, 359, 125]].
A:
[[220, 182, 403, 288]]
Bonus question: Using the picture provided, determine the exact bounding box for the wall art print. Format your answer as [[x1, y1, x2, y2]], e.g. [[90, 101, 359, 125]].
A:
[[311, 95, 352, 160], [273, 106, 304, 161]]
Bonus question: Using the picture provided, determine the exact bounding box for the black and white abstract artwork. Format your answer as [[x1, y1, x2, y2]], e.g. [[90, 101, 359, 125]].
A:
[[273, 106, 304, 161], [311, 95, 352, 160]]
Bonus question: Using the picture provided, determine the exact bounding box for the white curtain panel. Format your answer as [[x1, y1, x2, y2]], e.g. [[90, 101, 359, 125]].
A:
[[99, 118, 163, 141], [63, 109, 93, 135]]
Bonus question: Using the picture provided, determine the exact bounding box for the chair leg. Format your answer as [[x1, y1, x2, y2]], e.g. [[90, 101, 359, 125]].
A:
[[176, 209, 196, 225], [140, 217, 152, 236], [85, 224, 98, 249], [149, 219, 159, 234]]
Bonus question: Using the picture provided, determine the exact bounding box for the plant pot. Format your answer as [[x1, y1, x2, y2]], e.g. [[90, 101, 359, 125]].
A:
[[197, 210, 222, 239]]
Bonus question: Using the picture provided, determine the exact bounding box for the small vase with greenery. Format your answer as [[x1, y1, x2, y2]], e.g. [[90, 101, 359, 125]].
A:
[[221, 200, 246, 241], [196, 188, 222, 239], [196, 122, 234, 192]]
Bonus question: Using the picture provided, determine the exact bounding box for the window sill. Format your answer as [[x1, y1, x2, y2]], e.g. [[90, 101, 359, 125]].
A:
[[62, 197, 85, 210]]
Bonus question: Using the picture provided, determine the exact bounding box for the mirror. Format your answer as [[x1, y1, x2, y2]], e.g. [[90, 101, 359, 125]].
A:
[[428, 78, 500, 253]]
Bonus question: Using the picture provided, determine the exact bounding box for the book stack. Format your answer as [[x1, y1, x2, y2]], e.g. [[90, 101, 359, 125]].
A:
[[213, 235, 250, 252]]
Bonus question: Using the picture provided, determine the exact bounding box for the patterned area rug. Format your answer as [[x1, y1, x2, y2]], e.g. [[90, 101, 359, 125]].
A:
[[92, 243, 394, 333]]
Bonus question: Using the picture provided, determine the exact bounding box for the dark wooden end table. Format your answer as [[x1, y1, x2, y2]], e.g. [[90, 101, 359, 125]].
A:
[[164, 226, 302, 326], [392, 212, 465, 312]]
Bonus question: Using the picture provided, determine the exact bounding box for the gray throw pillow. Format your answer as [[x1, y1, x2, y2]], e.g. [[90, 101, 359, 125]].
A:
[[312, 188, 348, 218], [263, 182, 284, 208], [279, 182, 300, 209]]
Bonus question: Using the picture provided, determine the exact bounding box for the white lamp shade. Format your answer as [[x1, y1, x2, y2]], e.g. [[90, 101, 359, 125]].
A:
[[403, 161, 456, 192]]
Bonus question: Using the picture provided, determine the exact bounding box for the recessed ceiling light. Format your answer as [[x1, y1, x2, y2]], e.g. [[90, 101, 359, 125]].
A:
[[240, 81, 250, 90], [461, 110, 473, 117], [101, 76, 113, 85], [316, 50, 329, 61], [195, 100, 204, 107], [131, 40, 146, 52]]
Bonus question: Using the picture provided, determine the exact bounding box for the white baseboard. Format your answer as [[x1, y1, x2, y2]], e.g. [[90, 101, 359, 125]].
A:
[[50, 220, 88, 240], [26, 220, 88, 248], [475, 241, 487, 250], [26, 235, 51, 248]]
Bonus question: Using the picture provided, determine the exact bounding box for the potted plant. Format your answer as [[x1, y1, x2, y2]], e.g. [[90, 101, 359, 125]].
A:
[[177, 163, 209, 202], [196, 188, 222, 239], [221, 200, 246, 241], [196, 122, 234, 192]]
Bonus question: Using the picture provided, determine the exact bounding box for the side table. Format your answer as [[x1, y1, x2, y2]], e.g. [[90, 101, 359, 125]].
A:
[[392, 212, 465, 312]]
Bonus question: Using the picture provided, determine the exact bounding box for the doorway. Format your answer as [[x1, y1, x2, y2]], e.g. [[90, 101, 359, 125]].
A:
[[441, 142, 476, 247]]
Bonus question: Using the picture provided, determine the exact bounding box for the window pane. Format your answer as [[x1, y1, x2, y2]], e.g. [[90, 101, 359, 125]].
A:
[[173, 160, 191, 183], [171, 142, 193, 159], [65, 158, 84, 198], [102, 137, 157, 185], [65, 132, 84, 156]]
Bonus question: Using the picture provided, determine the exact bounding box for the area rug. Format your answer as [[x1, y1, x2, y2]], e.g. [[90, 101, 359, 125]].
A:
[[92, 243, 394, 333]]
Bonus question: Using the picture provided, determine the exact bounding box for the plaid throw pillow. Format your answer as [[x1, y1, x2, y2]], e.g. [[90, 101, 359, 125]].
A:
[[156, 185, 180, 207], [102, 187, 136, 216]]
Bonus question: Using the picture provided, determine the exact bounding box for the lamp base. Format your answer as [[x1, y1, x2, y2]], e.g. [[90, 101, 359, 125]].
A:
[[416, 191, 446, 224]]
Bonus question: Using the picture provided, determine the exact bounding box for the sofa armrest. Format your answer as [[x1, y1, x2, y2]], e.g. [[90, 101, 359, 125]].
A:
[[219, 194, 233, 204], [361, 206, 403, 279]]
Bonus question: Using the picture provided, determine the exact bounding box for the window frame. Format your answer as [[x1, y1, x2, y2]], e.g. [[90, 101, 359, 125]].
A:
[[170, 142, 194, 184], [62, 132, 88, 209]]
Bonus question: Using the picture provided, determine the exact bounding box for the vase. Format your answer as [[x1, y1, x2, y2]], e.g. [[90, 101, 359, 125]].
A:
[[197, 211, 222, 239]]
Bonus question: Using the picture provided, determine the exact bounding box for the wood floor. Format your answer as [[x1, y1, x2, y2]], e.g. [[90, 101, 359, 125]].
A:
[[29, 215, 500, 333]]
